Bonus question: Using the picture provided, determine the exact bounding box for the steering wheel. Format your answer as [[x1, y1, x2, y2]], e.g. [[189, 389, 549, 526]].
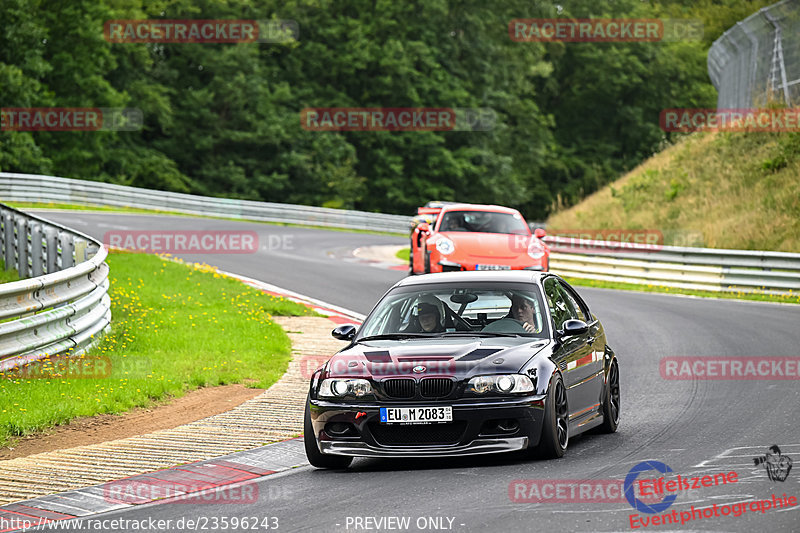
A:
[[481, 318, 528, 334]]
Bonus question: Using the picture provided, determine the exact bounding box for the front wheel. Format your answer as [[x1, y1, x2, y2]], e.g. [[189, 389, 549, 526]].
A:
[[533, 374, 568, 458], [304, 397, 353, 469], [599, 359, 620, 433]]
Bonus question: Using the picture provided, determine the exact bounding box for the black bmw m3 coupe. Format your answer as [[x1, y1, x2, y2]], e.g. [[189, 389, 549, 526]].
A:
[[304, 271, 620, 468]]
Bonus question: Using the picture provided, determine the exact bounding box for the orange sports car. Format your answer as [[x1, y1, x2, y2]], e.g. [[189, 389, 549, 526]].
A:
[[409, 203, 549, 274]]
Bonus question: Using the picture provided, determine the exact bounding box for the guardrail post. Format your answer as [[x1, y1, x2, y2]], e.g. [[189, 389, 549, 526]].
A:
[[0, 208, 5, 262], [59, 232, 74, 269], [30, 223, 44, 277], [74, 239, 87, 264], [16, 217, 28, 278], [44, 226, 58, 274], [3, 212, 13, 271]]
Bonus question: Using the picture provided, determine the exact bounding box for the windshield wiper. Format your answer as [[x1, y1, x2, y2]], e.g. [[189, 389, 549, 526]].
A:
[[357, 333, 438, 342], [440, 331, 528, 338]]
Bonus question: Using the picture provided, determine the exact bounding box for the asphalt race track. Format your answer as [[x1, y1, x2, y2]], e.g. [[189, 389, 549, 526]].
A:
[[29, 211, 800, 532]]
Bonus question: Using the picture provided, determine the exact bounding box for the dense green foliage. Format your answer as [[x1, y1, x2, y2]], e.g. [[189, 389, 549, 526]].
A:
[[0, 0, 776, 218]]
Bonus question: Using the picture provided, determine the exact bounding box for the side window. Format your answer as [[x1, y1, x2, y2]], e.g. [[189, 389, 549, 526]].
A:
[[557, 281, 591, 323], [544, 278, 576, 330]]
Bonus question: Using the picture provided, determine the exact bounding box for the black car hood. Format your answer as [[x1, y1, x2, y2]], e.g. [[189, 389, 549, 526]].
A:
[[324, 337, 550, 380]]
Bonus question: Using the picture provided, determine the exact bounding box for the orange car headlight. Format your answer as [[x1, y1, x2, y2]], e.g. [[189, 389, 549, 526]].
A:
[[436, 237, 455, 255], [527, 241, 545, 259]]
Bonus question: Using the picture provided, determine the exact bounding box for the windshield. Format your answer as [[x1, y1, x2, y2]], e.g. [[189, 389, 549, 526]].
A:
[[357, 283, 549, 340], [438, 210, 529, 235]]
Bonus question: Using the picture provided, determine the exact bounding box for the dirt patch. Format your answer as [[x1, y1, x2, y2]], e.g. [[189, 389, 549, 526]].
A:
[[0, 384, 264, 461]]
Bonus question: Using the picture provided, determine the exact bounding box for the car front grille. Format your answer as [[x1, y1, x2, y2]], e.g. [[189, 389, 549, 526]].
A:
[[382, 378, 455, 399], [369, 421, 467, 446], [382, 379, 415, 399], [420, 378, 454, 398]]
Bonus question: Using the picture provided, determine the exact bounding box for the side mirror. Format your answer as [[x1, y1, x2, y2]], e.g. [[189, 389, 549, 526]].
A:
[[559, 319, 588, 338], [417, 222, 430, 233], [534, 228, 546, 239], [332, 324, 358, 341]]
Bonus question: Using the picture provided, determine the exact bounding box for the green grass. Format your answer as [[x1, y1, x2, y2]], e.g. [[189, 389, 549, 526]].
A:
[[0, 260, 19, 283], [7, 201, 171, 215], [396, 247, 410, 262], [562, 276, 800, 305], [548, 132, 800, 252], [8, 201, 404, 236], [0, 251, 314, 447]]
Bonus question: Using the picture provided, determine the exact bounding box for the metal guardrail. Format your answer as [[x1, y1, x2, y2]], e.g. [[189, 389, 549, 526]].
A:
[[2, 172, 798, 297], [0, 172, 412, 234], [546, 236, 800, 296], [0, 203, 111, 372]]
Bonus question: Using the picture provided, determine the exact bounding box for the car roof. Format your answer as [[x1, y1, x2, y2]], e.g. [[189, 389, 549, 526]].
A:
[[394, 270, 548, 288], [437, 203, 522, 215]]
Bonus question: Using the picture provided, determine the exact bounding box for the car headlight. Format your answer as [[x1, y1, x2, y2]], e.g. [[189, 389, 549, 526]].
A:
[[527, 241, 545, 259], [466, 374, 534, 394], [436, 237, 455, 255], [319, 378, 373, 398]]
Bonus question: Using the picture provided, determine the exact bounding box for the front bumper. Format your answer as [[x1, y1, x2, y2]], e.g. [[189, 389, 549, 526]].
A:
[[437, 259, 545, 272], [309, 395, 545, 458], [320, 437, 528, 458]]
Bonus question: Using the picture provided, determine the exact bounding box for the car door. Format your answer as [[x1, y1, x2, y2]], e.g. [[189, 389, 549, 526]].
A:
[[543, 277, 595, 424], [556, 280, 605, 427]]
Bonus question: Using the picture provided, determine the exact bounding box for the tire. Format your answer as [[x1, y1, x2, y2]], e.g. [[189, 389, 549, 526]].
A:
[[424, 250, 431, 274], [599, 359, 620, 433], [304, 397, 353, 469], [533, 373, 568, 458]]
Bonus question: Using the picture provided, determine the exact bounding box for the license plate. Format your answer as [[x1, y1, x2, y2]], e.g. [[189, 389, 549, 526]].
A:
[[476, 264, 511, 271], [379, 406, 453, 424]]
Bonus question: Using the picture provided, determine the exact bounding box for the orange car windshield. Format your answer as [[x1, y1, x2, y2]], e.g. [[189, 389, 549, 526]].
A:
[[438, 211, 529, 235]]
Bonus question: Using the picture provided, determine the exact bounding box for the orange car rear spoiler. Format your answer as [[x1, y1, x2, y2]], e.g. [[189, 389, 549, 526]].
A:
[[417, 207, 442, 215]]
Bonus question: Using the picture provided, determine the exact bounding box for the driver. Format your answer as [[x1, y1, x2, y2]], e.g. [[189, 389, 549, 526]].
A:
[[417, 302, 445, 333], [442, 213, 466, 232], [509, 294, 538, 333]]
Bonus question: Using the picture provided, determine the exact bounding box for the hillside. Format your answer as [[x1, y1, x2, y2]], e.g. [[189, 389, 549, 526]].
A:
[[546, 132, 800, 252]]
